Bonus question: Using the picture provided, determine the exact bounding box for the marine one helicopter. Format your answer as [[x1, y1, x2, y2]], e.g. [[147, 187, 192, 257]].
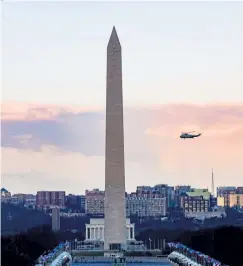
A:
[[180, 131, 202, 139]]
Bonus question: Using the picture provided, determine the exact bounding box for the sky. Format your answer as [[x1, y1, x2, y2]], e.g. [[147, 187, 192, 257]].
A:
[[1, 1, 243, 194]]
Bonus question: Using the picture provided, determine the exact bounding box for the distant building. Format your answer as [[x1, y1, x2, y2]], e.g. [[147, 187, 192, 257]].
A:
[[187, 188, 210, 198], [85, 189, 104, 216], [85, 188, 166, 218], [136, 186, 152, 193], [210, 196, 217, 209], [217, 196, 225, 207], [216, 187, 238, 207], [180, 189, 210, 213], [65, 194, 86, 213], [126, 192, 166, 217], [153, 184, 175, 208], [228, 194, 243, 207], [66, 194, 79, 211], [236, 187, 243, 194], [218, 194, 243, 208], [24, 194, 36, 207], [1, 188, 11, 196], [175, 185, 191, 194], [174, 185, 191, 207], [52, 207, 60, 231], [217, 187, 236, 196], [10, 196, 22, 205], [1, 188, 11, 203], [180, 195, 209, 213], [80, 195, 86, 212], [11, 193, 25, 205], [136, 184, 175, 208], [36, 191, 65, 208]]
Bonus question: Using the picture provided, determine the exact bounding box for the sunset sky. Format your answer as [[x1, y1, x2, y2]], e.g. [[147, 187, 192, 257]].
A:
[[2, 2, 243, 194]]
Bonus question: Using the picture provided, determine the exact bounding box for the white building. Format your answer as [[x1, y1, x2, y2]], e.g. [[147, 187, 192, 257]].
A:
[[126, 193, 166, 217], [85, 189, 104, 215], [85, 218, 135, 242]]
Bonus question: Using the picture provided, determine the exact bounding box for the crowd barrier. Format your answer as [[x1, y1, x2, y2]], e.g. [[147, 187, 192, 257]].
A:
[[167, 243, 227, 266]]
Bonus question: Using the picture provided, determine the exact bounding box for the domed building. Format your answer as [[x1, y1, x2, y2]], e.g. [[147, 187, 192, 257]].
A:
[[1, 188, 11, 202]]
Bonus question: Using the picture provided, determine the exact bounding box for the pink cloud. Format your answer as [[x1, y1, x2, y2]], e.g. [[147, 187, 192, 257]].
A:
[[1, 101, 243, 192], [2, 101, 243, 151], [142, 102, 243, 138], [1, 102, 100, 121]]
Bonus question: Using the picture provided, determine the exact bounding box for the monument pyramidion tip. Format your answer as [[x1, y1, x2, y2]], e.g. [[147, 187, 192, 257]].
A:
[[108, 26, 121, 50]]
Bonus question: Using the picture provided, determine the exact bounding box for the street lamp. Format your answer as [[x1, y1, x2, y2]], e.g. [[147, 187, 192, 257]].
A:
[[75, 238, 77, 250], [149, 238, 152, 250]]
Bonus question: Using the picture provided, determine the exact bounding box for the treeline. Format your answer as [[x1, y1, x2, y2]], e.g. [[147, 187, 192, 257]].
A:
[[1, 203, 91, 235], [1, 225, 84, 266], [2, 203, 243, 236], [1, 225, 242, 266], [179, 226, 243, 266], [1, 203, 51, 235], [137, 226, 243, 266]]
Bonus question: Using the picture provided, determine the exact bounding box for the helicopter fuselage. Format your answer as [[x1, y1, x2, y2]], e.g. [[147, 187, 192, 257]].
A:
[[180, 133, 201, 139]]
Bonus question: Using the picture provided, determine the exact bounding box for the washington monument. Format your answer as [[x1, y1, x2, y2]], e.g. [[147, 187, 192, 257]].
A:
[[104, 27, 127, 251]]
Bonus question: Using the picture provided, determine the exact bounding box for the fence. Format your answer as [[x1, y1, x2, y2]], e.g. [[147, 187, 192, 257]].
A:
[[70, 239, 166, 252], [168, 242, 227, 266]]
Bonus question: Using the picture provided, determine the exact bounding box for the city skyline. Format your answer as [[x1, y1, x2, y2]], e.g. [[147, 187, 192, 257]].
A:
[[2, 184, 243, 197], [2, 2, 243, 194]]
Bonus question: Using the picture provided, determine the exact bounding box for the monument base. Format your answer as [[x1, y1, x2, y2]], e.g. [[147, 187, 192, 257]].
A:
[[104, 251, 124, 258]]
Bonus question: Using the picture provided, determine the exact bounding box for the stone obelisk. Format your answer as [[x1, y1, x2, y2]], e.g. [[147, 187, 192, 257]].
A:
[[104, 27, 127, 251]]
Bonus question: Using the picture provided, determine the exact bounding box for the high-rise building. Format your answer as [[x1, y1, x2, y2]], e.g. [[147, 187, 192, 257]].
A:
[[136, 184, 175, 208], [153, 184, 175, 208], [80, 195, 86, 213], [85, 189, 104, 216], [126, 192, 166, 217], [84, 188, 167, 218], [36, 191, 65, 208], [52, 207, 60, 231], [104, 27, 127, 251], [36, 191, 50, 206], [65, 194, 83, 212], [65, 194, 86, 213]]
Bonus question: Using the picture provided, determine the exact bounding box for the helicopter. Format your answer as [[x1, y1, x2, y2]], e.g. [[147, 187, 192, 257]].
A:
[[180, 131, 202, 139]]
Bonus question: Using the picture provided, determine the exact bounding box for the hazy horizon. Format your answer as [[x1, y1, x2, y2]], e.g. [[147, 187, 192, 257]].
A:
[[2, 2, 243, 194]]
